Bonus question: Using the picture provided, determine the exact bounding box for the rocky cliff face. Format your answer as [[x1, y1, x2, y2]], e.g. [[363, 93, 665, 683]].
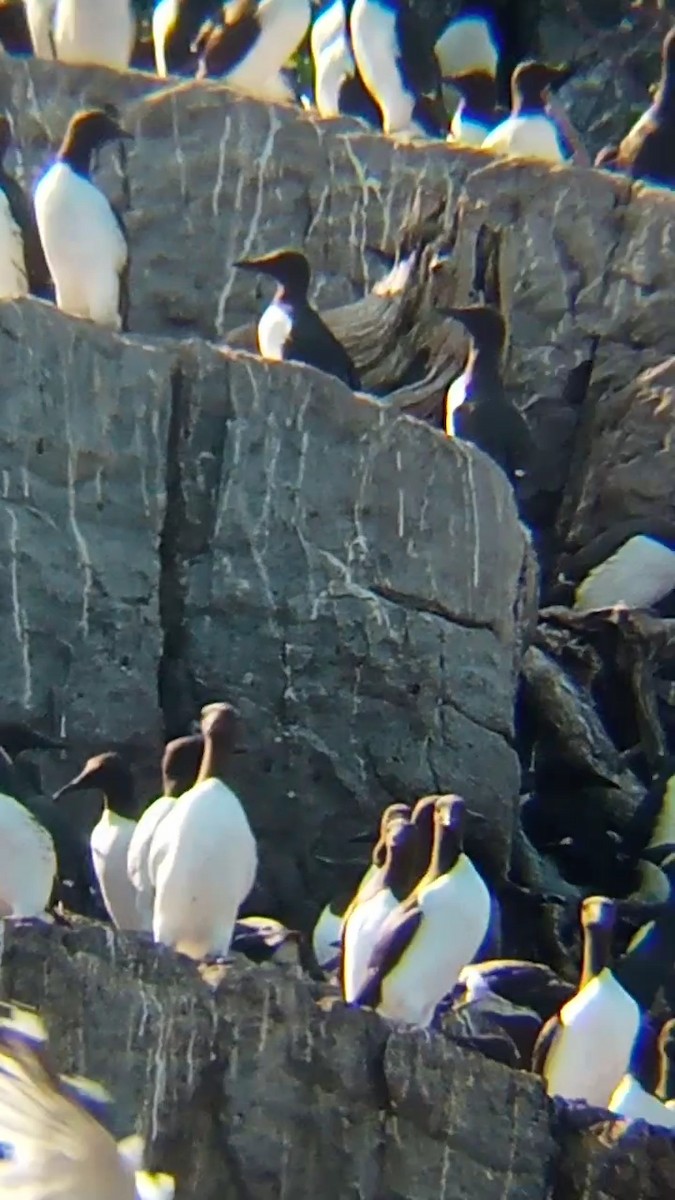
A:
[[1, 40, 675, 1200], [3, 920, 675, 1200]]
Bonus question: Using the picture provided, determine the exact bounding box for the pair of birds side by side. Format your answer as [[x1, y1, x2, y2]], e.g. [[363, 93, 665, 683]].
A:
[[340, 795, 493, 1027], [51, 701, 258, 961], [0, 1003, 175, 1198]]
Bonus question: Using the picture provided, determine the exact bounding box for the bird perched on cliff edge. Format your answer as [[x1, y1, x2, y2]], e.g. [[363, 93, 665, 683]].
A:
[[0, 1002, 175, 1199], [0, 114, 51, 301], [126, 733, 204, 931], [482, 60, 569, 162], [234, 247, 362, 389], [23, 0, 57, 58], [354, 795, 492, 1027], [349, 0, 446, 138], [443, 304, 533, 486], [310, 0, 382, 125], [195, 0, 310, 105], [149, 702, 257, 960], [34, 108, 133, 332], [49, 0, 136, 70], [446, 71, 507, 146], [152, 0, 220, 77], [53, 752, 143, 932]]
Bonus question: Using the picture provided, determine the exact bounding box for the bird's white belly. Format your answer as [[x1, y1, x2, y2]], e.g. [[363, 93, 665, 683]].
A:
[[482, 115, 564, 163], [53, 0, 135, 69], [152, 0, 179, 77], [0, 793, 56, 917], [311, 903, 343, 969], [311, 0, 345, 62], [258, 301, 293, 360], [315, 34, 353, 117], [350, 1, 414, 134], [0, 191, 28, 299], [450, 112, 490, 147], [380, 858, 491, 1026], [343, 888, 399, 1001], [34, 164, 126, 329], [225, 0, 310, 97], [90, 813, 141, 931], [24, 0, 58, 58], [152, 780, 258, 959], [574, 536, 675, 613], [544, 971, 640, 1106], [445, 370, 467, 434]]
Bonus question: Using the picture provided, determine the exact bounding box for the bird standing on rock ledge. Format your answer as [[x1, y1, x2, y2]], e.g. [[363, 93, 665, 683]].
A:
[[234, 248, 362, 389], [149, 702, 257, 961], [34, 108, 133, 331], [444, 304, 533, 486]]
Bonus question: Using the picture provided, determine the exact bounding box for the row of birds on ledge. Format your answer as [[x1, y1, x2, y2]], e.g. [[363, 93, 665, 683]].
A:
[[3, 0, 673, 186], [5, 711, 675, 1137]]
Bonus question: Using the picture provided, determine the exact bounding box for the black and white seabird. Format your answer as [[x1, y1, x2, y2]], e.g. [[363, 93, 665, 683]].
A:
[[446, 71, 507, 147], [533, 872, 675, 1107], [0, 747, 55, 918], [0, 1004, 176, 1198], [126, 733, 204, 932], [311, 802, 411, 972], [234, 248, 361, 389], [53, 752, 143, 932], [349, 0, 446, 138], [443, 304, 533, 484], [149, 703, 257, 960], [482, 60, 569, 162], [195, 0, 310, 105], [556, 519, 675, 614], [0, 722, 98, 917], [0, 115, 51, 301], [34, 108, 133, 332], [341, 816, 420, 1002], [152, 0, 220, 77], [613, 27, 675, 187], [310, 0, 382, 125], [47, 0, 136, 69], [354, 795, 492, 1027], [231, 916, 305, 967]]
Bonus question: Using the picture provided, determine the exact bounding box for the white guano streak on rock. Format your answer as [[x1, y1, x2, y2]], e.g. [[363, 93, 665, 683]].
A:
[[63, 418, 93, 639], [170, 91, 193, 234], [464, 451, 481, 595], [7, 508, 31, 707], [212, 113, 233, 218], [215, 106, 281, 330], [395, 448, 404, 540], [339, 135, 383, 289], [257, 982, 271, 1054], [234, 362, 281, 630]]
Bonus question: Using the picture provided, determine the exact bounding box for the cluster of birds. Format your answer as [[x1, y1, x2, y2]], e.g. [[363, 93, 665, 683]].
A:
[[3, 0, 675, 1190], [0, 2, 674, 611]]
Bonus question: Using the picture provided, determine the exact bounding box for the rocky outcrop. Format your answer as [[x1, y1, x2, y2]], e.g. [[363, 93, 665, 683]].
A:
[[3, 920, 675, 1200], [0, 46, 673, 907], [0, 297, 531, 925]]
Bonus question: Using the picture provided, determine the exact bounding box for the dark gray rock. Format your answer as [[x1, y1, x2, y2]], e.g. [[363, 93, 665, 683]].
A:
[[0, 299, 531, 925]]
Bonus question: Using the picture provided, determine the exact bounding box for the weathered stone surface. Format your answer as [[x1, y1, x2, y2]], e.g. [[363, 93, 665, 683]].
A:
[[0, 300, 168, 755], [0, 298, 529, 922], [0, 921, 557, 1200], [5, 919, 675, 1200]]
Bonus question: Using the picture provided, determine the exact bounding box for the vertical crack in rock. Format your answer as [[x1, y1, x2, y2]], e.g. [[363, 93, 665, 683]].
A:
[[158, 360, 192, 740]]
